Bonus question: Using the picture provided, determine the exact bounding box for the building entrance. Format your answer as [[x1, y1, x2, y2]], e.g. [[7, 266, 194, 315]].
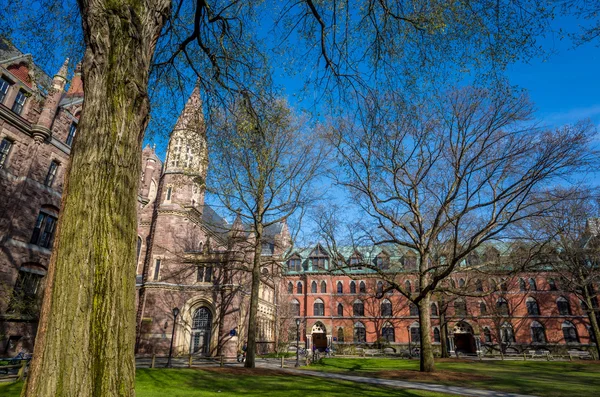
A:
[[190, 307, 212, 355], [311, 322, 328, 351], [453, 322, 475, 354]]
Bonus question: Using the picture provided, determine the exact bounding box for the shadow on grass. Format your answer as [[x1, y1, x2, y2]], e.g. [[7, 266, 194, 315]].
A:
[[311, 358, 600, 397], [135, 368, 448, 397]]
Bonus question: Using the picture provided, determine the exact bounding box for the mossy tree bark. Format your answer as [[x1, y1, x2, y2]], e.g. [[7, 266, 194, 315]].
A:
[[23, 1, 169, 396]]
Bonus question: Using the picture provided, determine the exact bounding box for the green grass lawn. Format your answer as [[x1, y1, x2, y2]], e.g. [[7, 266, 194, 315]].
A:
[[0, 367, 450, 397], [310, 358, 600, 397]]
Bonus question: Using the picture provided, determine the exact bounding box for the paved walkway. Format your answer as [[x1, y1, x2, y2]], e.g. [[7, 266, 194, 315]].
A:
[[276, 368, 536, 397]]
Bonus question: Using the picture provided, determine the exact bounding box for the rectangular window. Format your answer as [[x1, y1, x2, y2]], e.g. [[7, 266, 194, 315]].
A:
[[30, 212, 58, 249], [9, 270, 43, 313], [0, 77, 10, 103], [166, 187, 172, 201], [44, 160, 59, 187], [12, 90, 27, 115], [0, 138, 13, 168], [66, 123, 77, 146], [197, 265, 212, 282], [153, 259, 161, 281]]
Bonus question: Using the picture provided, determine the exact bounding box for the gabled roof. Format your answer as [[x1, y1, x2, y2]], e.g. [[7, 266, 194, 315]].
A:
[[0, 38, 52, 92]]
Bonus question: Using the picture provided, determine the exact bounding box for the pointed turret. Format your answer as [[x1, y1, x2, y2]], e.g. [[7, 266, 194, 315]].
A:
[[67, 62, 83, 96], [165, 84, 207, 176], [162, 83, 208, 209], [33, 57, 69, 141], [53, 58, 69, 89]]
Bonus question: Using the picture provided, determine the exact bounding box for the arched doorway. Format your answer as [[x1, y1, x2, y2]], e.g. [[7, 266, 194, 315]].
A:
[[453, 321, 476, 354], [311, 322, 328, 351], [191, 307, 212, 355]]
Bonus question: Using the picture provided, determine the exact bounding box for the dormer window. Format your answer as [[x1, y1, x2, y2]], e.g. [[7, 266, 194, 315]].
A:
[[12, 89, 27, 115], [0, 77, 10, 103], [349, 256, 361, 271], [375, 254, 389, 270], [309, 245, 329, 271], [403, 253, 417, 271], [287, 257, 302, 272]]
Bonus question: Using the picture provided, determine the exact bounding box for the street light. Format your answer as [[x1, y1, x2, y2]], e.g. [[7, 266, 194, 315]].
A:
[[407, 326, 412, 359], [166, 307, 180, 368], [295, 318, 301, 367]]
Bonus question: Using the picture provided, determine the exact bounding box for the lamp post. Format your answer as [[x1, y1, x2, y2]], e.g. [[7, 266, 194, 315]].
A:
[[166, 307, 180, 368], [295, 318, 301, 367], [407, 326, 412, 359]]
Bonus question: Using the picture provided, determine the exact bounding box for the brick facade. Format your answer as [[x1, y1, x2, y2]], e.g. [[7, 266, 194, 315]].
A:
[[280, 247, 598, 356]]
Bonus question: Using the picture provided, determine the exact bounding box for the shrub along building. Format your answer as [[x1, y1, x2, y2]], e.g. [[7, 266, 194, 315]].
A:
[[281, 243, 599, 357], [0, 41, 289, 358]]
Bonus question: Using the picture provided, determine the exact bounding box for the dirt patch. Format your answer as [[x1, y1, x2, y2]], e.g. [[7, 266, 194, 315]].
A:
[[371, 370, 491, 383], [199, 366, 289, 377]]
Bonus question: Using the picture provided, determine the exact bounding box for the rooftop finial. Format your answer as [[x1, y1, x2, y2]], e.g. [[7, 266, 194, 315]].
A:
[[55, 57, 69, 79]]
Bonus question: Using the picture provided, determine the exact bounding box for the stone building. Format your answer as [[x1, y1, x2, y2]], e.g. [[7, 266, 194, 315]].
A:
[[281, 243, 599, 356], [0, 40, 289, 357], [134, 86, 290, 357], [0, 39, 82, 354]]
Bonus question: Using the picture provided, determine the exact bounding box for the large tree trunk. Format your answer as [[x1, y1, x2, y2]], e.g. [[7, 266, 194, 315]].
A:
[[23, 1, 169, 396], [418, 294, 435, 372], [245, 222, 263, 368], [583, 287, 600, 360], [439, 311, 449, 358]]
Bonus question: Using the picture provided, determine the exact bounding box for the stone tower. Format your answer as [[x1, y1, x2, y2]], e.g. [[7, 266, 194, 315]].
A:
[[163, 85, 208, 210]]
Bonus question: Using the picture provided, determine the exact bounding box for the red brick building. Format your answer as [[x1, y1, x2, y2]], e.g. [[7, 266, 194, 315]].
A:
[[281, 245, 598, 356]]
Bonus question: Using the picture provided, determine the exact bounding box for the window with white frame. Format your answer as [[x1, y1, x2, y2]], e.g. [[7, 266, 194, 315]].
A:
[[12, 89, 26, 115]]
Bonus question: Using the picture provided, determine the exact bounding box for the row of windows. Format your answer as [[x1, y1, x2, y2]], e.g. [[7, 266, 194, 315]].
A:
[[294, 298, 407, 317], [151, 258, 213, 283], [0, 76, 27, 116], [288, 277, 573, 298], [455, 296, 588, 317], [292, 295, 592, 319], [286, 255, 395, 272], [329, 321, 590, 345], [288, 280, 371, 295]]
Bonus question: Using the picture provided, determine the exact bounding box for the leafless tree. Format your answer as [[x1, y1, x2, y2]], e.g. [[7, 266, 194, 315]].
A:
[[322, 84, 597, 372], [207, 95, 328, 367], [535, 189, 600, 358]]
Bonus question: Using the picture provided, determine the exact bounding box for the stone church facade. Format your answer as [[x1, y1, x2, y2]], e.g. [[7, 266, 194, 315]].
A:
[[0, 40, 289, 357]]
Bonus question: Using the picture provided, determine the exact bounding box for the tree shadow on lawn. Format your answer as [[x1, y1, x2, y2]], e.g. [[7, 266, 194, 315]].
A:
[[314, 358, 600, 397], [135, 368, 445, 397]]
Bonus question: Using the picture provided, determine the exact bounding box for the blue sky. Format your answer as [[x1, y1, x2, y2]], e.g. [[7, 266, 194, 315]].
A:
[[508, 34, 600, 131]]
